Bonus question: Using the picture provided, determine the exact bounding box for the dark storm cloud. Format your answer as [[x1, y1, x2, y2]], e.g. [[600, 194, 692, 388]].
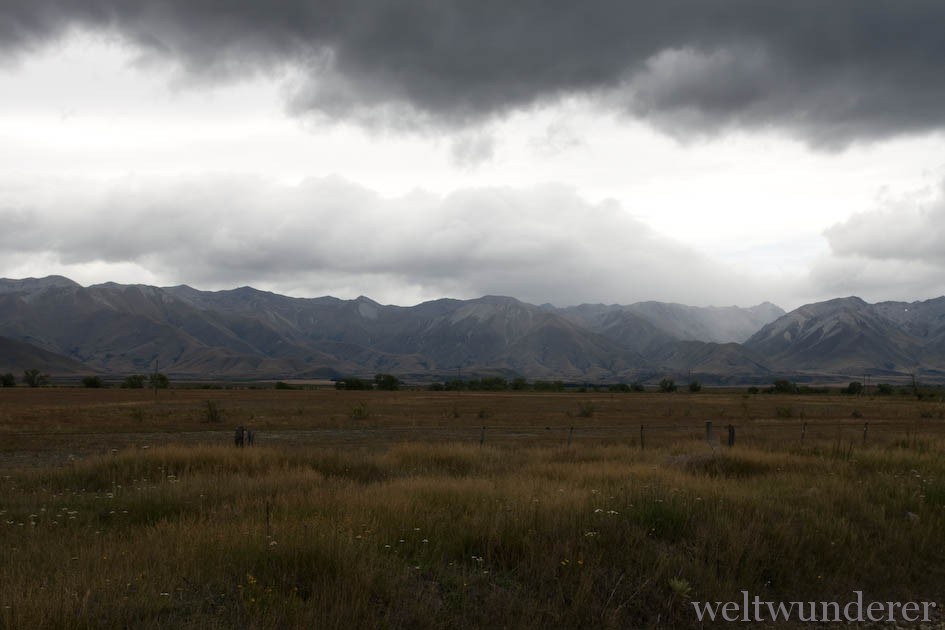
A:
[[3, 1, 945, 143]]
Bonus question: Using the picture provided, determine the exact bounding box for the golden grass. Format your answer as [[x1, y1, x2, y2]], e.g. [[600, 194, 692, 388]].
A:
[[2, 389, 945, 627]]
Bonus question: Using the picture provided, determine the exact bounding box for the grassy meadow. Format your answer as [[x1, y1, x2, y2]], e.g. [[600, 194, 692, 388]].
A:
[[2, 387, 945, 628]]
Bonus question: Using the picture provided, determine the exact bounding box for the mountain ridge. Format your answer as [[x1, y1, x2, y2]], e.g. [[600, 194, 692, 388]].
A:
[[3, 276, 945, 383]]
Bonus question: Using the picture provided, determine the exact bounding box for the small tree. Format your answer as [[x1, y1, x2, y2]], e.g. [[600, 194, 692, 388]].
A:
[[374, 373, 401, 391], [659, 378, 677, 393], [121, 374, 146, 389], [336, 378, 371, 390], [845, 381, 863, 395], [1, 373, 15, 388], [510, 377, 529, 391], [22, 368, 49, 388], [81, 375, 104, 388], [148, 373, 170, 389], [688, 381, 702, 393], [771, 379, 797, 394]]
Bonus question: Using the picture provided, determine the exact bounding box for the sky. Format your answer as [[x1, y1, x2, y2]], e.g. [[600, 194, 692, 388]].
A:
[[2, 2, 945, 310]]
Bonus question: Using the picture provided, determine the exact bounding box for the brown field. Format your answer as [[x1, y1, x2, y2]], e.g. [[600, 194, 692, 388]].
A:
[[2, 388, 945, 628], [4, 387, 944, 465]]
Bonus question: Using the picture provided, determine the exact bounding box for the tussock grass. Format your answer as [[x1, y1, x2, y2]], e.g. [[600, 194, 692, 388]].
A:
[[3, 390, 945, 627], [3, 440, 945, 628]]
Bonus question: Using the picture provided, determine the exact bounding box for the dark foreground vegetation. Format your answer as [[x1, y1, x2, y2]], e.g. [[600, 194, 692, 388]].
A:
[[1, 388, 944, 628]]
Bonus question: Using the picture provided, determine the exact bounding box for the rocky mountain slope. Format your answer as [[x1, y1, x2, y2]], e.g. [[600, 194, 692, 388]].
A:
[[744, 296, 945, 378], [5, 276, 943, 383], [0, 277, 785, 381]]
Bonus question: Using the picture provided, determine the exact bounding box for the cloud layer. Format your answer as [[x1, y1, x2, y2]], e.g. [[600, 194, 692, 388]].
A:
[[815, 182, 945, 302], [4, 1, 945, 143], [0, 175, 767, 306]]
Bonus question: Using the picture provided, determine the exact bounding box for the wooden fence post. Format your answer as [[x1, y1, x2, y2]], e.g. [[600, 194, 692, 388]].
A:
[[479, 425, 486, 447], [801, 422, 807, 446], [863, 421, 869, 446], [705, 420, 713, 443], [568, 426, 574, 446], [640, 424, 645, 451], [727, 424, 735, 447]]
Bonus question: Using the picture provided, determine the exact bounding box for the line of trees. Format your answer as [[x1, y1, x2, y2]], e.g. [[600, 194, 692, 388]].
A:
[[0, 369, 50, 388], [1, 369, 173, 388], [335, 374, 402, 391]]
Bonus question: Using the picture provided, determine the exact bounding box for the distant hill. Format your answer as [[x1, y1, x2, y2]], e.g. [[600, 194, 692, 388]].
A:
[[0, 336, 91, 376], [8, 275, 945, 383]]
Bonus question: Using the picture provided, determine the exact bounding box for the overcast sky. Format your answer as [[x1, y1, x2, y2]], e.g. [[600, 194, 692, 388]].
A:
[[2, 1, 945, 309]]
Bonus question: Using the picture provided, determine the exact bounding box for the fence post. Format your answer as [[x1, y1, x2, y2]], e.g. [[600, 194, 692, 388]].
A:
[[568, 426, 574, 446], [640, 424, 645, 451], [727, 424, 736, 447], [863, 421, 869, 446], [479, 425, 486, 447], [705, 420, 713, 443], [801, 422, 807, 446]]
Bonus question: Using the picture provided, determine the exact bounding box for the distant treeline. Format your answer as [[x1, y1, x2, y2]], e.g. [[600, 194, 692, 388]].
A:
[[4, 369, 942, 399]]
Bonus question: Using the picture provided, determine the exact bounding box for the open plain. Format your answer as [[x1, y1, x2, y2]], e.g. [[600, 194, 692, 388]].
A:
[[2, 387, 945, 628]]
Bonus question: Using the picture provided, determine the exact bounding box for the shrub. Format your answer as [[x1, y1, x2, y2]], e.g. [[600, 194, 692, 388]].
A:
[[204, 400, 222, 423], [1, 372, 16, 387], [658, 378, 677, 393], [688, 381, 702, 393], [350, 402, 369, 420], [274, 381, 294, 390], [876, 383, 894, 395], [121, 374, 146, 389], [374, 373, 400, 391], [769, 379, 798, 394], [465, 377, 508, 391], [336, 378, 371, 390], [510, 377, 529, 391], [630, 382, 645, 392], [81, 376, 104, 388], [845, 381, 864, 395], [609, 383, 631, 393], [746, 386, 760, 395], [148, 373, 170, 389]]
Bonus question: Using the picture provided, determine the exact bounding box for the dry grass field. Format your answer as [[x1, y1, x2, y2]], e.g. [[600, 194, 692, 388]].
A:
[[2, 387, 945, 628]]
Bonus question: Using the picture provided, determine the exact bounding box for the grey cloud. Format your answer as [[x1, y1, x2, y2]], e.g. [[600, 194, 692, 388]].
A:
[[448, 132, 495, 168], [808, 256, 945, 305], [0, 175, 767, 307], [810, 182, 945, 301], [4, 1, 945, 143], [824, 185, 945, 263]]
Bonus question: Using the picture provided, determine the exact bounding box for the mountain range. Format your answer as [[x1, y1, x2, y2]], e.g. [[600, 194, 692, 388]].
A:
[[1, 276, 943, 384]]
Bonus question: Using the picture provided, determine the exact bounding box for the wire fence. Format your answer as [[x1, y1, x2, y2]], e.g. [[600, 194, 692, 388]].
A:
[[4, 419, 945, 469]]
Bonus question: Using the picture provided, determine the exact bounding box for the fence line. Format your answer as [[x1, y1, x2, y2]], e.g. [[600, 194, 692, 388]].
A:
[[5, 419, 945, 452]]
